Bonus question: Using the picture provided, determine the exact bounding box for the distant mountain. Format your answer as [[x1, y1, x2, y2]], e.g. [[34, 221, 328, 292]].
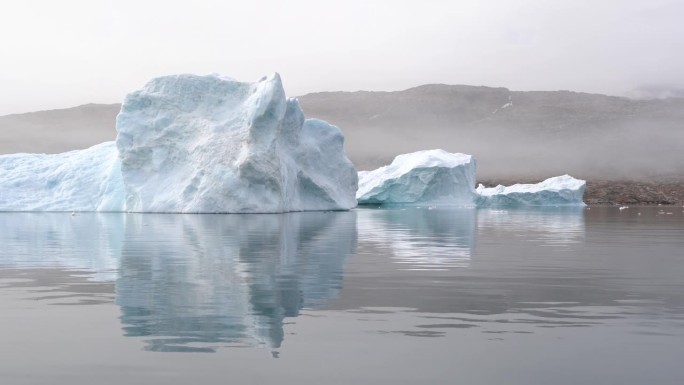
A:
[[627, 85, 684, 100], [2, 86, 683, 181], [0, 103, 120, 155], [297, 85, 684, 180]]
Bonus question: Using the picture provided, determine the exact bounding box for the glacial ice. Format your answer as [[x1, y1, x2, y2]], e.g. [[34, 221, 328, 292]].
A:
[[0, 71, 586, 212], [476, 175, 586, 207], [356, 149, 477, 206], [0, 73, 358, 213], [117, 73, 357, 213], [356, 151, 585, 207], [0, 142, 124, 212]]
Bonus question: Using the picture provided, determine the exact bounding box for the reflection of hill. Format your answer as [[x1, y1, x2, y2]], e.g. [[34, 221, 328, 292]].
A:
[[357, 208, 476, 270], [116, 212, 357, 351], [0, 104, 119, 155]]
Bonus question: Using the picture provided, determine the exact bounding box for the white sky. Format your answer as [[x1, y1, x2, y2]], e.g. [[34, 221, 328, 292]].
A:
[[1, 0, 683, 115]]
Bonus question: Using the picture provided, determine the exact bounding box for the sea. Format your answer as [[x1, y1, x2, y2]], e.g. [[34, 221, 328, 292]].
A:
[[0, 206, 682, 384]]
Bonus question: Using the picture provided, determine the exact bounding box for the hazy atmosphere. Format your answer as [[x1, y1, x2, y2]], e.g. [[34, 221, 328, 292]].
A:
[[2, 2, 684, 383], [1, 0, 683, 197], [2, 0, 684, 115]]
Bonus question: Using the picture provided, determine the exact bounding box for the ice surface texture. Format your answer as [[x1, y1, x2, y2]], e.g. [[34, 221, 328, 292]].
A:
[[476, 175, 586, 207], [356, 151, 585, 206], [356, 149, 477, 206], [116, 73, 357, 213], [0, 74, 358, 213], [0, 142, 123, 211]]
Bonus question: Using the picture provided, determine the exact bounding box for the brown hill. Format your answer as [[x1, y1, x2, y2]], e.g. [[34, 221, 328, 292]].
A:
[[298, 85, 684, 181], [0, 103, 120, 154]]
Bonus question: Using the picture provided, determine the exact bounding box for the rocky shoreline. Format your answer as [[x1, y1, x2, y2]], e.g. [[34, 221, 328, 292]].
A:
[[583, 180, 684, 205], [478, 179, 684, 205]]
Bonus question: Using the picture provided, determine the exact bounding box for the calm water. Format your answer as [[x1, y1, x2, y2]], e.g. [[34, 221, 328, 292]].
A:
[[0, 207, 683, 384]]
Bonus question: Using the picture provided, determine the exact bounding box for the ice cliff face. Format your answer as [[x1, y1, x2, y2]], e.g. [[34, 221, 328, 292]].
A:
[[356, 149, 477, 206], [0, 73, 357, 213], [117, 73, 357, 213], [476, 175, 586, 206]]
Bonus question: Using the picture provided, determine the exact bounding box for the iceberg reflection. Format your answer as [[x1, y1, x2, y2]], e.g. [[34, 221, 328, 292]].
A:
[[0, 207, 586, 352], [355, 207, 585, 271], [116, 212, 357, 351], [0, 213, 124, 281], [477, 207, 585, 246], [0, 211, 357, 352], [357, 207, 476, 270]]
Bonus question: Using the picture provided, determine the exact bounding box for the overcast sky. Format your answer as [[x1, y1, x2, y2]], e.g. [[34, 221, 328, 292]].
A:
[[1, 0, 683, 115]]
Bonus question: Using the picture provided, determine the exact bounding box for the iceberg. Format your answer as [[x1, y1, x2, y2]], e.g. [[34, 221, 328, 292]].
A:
[[356, 151, 585, 207], [476, 175, 586, 207], [0, 73, 358, 213], [356, 149, 477, 206], [117, 73, 357, 213]]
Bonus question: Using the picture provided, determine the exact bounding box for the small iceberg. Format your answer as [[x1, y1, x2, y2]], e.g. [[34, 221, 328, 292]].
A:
[[357, 151, 586, 207], [476, 175, 586, 207], [356, 149, 477, 206]]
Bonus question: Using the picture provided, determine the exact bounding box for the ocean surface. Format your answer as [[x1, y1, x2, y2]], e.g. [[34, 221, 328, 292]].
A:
[[0, 206, 683, 384]]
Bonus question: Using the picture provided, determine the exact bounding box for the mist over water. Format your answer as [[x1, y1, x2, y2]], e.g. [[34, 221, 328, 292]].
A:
[[410, 123, 684, 181]]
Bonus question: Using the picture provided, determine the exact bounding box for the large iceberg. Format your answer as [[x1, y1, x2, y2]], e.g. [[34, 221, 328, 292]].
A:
[[356, 151, 585, 207], [476, 175, 586, 207], [117, 73, 357, 213], [0, 73, 358, 213], [356, 149, 477, 206]]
